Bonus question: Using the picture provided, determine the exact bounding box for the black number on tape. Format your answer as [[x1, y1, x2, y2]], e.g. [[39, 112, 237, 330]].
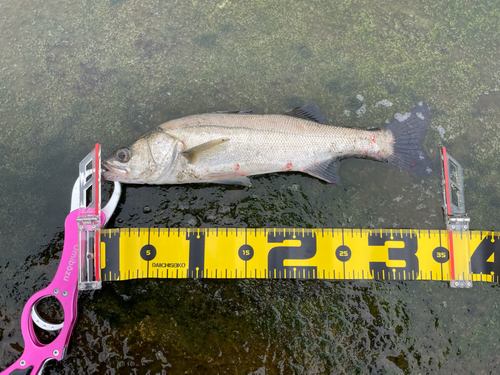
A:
[[368, 233, 419, 280], [186, 232, 206, 278], [471, 236, 500, 277], [267, 231, 317, 279]]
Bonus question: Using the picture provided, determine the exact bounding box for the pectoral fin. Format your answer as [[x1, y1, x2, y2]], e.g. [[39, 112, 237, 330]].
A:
[[182, 138, 230, 164], [305, 158, 341, 184]]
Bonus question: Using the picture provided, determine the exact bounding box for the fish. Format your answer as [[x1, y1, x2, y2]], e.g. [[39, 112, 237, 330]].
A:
[[102, 103, 433, 186]]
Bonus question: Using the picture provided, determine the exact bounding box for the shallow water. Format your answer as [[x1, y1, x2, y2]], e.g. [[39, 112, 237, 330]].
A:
[[1, 0, 500, 373]]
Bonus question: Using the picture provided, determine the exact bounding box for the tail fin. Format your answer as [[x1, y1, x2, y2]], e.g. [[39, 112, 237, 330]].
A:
[[384, 103, 433, 176]]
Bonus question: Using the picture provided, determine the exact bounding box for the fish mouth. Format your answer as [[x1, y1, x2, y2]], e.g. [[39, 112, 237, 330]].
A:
[[101, 161, 128, 180]]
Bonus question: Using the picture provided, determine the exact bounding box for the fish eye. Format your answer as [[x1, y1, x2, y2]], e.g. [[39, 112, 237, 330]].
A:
[[116, 147, 131, 162]]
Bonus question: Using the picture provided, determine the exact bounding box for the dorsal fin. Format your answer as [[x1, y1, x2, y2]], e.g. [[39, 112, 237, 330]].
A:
[[284, 103, 328, 124], [214, 110, 253, 114]]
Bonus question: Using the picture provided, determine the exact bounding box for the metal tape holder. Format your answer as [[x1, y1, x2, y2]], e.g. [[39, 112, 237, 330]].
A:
[[441, 146, 472, 288]]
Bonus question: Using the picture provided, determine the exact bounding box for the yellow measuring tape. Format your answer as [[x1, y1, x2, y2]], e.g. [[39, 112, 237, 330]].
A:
[[100, 228, 500, 283]]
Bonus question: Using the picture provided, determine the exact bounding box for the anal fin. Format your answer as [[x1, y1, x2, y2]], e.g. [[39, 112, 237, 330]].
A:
[[213, 176, 252, 187], [205, 175, 251, 187], [305, 158, 340, 184]]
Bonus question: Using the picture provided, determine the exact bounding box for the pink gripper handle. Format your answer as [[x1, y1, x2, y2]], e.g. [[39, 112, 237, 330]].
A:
[[1, 210, 106, 375]]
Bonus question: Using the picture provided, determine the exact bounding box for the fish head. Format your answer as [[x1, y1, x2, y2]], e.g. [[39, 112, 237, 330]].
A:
[[102, 129, 181, 183]]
